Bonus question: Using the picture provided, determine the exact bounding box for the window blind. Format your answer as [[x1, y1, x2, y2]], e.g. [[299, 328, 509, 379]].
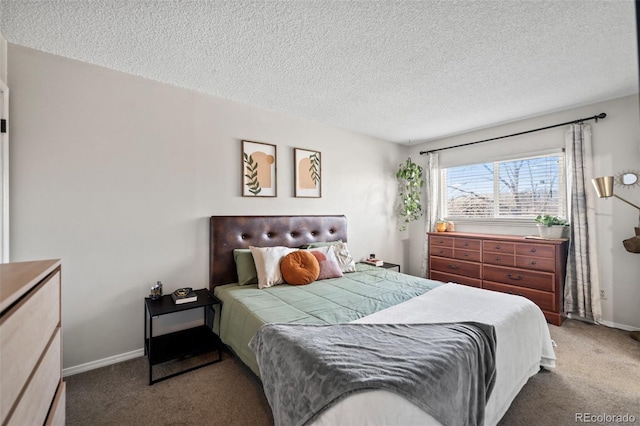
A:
[[442, 153, 566, 220]]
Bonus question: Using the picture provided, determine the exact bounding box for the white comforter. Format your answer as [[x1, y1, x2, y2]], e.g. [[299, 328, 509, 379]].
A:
[[312, 283, 556, 426]]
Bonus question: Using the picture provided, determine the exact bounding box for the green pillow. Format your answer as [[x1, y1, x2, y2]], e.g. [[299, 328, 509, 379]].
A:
[[233, 249, 258, 285], [302, 240, 342, 249]]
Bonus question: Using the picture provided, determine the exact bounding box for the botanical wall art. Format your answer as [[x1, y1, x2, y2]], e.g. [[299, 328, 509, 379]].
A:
[[242, 140, 277, 197], [294, 148, 321, 198]]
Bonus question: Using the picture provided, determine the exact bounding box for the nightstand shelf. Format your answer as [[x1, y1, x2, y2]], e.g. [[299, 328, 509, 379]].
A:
[[144, 289, 222, 385], [144, 326, 218, 365]]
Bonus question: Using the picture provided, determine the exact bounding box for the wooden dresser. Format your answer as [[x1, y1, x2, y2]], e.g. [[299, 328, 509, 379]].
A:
[[0, 259, 65, 425], [428, 232, 568, 326]]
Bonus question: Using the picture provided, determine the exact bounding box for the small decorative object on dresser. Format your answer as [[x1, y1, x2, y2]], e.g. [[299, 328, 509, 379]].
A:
[[428, 232, 568, 326], [435, 219, 448, 232], [0, 259, 65, 425], [534, 215, 569, 239]]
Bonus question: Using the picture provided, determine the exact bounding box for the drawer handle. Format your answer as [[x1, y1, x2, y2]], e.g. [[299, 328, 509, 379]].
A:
[[463, 253, 469, 257], [439, 250, 444, 254], [507, 291, 524, 297], [495, 257, 501, 261], [508, 273, 523, 280], [496, 245, 501, 249], [439, 240, 444, 244], [448, 264, 460, 270], [464, 242, 469, 246], [531, 248, 537, 253], [530, 260, 537, 265]]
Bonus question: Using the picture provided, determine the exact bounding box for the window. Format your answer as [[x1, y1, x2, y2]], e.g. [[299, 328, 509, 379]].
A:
[[441, 153, 566, 220]]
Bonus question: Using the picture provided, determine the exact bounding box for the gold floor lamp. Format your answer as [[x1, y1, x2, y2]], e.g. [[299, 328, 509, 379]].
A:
[[591, 175, 640, 342]]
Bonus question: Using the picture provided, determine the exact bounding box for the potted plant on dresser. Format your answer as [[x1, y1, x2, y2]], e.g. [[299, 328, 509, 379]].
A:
[[535, 215, 569, 239]]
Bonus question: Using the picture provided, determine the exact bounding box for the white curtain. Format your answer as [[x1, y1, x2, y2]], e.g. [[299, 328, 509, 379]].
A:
[[564, 123, 602, 321], [420, 153, 439, 277]]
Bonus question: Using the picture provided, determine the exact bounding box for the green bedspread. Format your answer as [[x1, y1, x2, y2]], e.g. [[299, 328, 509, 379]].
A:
[[214, 263, 443, 375]]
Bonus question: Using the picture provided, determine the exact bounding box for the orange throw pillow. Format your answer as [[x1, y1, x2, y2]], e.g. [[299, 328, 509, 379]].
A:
[[280, 251, 320, 285]]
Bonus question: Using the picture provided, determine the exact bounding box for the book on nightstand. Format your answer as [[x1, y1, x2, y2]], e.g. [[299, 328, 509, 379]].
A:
[[171, 287, 198, 304], [363, 258, 384, 267]]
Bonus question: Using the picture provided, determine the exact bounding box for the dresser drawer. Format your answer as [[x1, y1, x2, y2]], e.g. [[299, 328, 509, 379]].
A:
[[454, 238, 481, 251], [430, 270, 482, 288], [515, 255, 556, 272], [515, 243, 555, 258], [1, 270, 61, 422], [483, 265, 554, 292], [45, 381, 66, 426], [430, 246, 453, 258], [483, 240, 515, 254], [8, 329, 62, 426], [483, 281, 556, 312], [430, 236, 454, 247], [483, 253, 515, 267], [453, 248, 482, 262], [431, 256, 481, 279]]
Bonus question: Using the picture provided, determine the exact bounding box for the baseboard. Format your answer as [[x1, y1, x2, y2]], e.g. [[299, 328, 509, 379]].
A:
[[63, 348, 144, 378], [597, 319, 638, 332], [566, 314, 638, 332]]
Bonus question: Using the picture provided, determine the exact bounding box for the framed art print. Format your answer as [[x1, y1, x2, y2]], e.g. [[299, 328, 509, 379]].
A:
[[294, 148, 321, 198], [242, 140, 277, 197]]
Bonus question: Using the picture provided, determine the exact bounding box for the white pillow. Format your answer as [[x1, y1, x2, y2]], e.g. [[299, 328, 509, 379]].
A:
[[305, 245, 337, 261], [329, 241, 356, 273], [249, 246, 297, 289]]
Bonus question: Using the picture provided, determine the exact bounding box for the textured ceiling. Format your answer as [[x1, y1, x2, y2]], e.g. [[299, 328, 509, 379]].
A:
[[0, 0, 638, 143]]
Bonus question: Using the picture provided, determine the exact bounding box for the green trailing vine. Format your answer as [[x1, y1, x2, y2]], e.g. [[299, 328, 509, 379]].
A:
[[396, 157, 424, 231], [243, 153, 262, 195], [309, 152, 320, 185]]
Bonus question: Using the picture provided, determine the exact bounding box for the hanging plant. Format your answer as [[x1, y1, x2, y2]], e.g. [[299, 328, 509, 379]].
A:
[[396, 157, 424, 231]]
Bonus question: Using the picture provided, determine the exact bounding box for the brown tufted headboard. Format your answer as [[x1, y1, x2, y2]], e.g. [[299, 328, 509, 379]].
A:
[[209, 215, 348, 290]]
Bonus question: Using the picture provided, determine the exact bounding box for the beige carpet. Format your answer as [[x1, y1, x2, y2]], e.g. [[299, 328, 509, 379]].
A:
[[66, 319, 640, 425]]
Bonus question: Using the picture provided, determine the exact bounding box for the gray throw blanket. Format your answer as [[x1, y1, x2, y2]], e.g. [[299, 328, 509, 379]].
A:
[[249, 322, 496, 426]]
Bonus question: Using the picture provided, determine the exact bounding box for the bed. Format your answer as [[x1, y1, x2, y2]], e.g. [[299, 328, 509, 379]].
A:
[[209, 215, 555, 426]]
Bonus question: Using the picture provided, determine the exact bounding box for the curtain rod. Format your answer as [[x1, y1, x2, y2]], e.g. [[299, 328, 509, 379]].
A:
[[419, 112, 606, 155]]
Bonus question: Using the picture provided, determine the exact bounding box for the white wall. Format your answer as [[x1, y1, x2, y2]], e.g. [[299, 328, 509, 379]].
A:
[[0, 31, 6, 83], [8, 44, 406, 369], [407, 94, 640, 331], [0, 31, 7, 264]]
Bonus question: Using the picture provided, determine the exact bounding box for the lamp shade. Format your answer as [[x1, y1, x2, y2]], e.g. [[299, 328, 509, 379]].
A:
[[592, 176, 614, 198]]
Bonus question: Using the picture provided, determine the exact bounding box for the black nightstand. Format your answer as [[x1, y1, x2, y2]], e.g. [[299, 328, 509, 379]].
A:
[[360, 261, 401, 273], [144, 288, 222, 385], [379, 262, 401, 272]]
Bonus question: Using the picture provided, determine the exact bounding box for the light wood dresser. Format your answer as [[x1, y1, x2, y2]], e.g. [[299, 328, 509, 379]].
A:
[[1, 259, 65, 425], [428, 232, 568, 326]]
